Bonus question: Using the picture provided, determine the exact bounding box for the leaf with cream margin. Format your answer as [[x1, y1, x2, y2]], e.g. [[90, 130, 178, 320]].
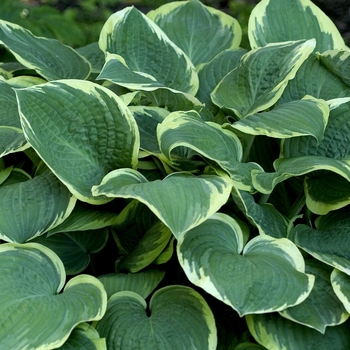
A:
[[94, 285, 217, 350], [280, 259, 348, 333], [147, 0, 241, 66], [318, 50, 350, 87], [230, 96, 329, 143], [16, 80, 139, 204], [177, 213, 314, 316], [0, 20, 91, 80], [157, 110, 262, 191], [98, 7, 198, 94], [92, 168, 232, 238], [247, 313, 350, 350], [0, 80, 28, 156], [211, 40, 315, 119], [231, 188, 289, 238], [57, 323, 106, 350], [290, 208, 350, 275], [0, 170, 76, 243], [248, 0, 347, 53], [0, 243, 107, 350], [331, 269, 350, 314]]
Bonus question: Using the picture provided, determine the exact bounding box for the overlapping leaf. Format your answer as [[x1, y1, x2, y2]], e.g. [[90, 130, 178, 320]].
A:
[[16, 80, 140, 204], [290, 208, 350, 275], [0, 20, 91, 80], [248, 0, 347, 52], [0, 243, 107, 350], [277, 55, 350, 105], [157, 110, 262, 191], [57, 323, 106, 350], [116, 220, 172, 272], [211, 40, 315, 118], [196, 48, 247, 112], [98, 269, 165, 299], [98, 7, 198, 94], [94, 286, 217, 350], [247, 313, 350, 350], [231, 188, 289, 238], [32, 228, 109, 275], [0, 171, 76, 243], [92, 169, 232, 237], [177, 213, 314, 316], [147, 0, 241, 66], [231, 96, 329, 143], [279, 259, 348, 333], [0, 80, 28, 156]]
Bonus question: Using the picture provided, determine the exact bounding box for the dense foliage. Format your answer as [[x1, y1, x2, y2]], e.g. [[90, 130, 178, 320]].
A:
[[1, 0, 350, 348]]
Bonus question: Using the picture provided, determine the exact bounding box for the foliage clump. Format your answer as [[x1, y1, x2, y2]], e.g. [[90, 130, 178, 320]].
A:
[[1, 0, 350, 349]]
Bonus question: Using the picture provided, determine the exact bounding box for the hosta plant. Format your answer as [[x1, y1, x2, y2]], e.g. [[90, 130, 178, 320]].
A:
[[1, 0, 350, 348]]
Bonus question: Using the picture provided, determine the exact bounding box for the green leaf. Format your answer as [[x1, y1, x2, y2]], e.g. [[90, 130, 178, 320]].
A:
[[98, 268, 165, 299], [282, 101, 350, 159], [211, 40, 315, 118], [92, 168, 232, 238], [231, 188, 289, 238], [16, 80, 140, 204], [277, 55, 350, 104], [76, 42, 105, 74], [231, 96, 329, 143], [252, 156, 350, 194], [0, 243, 107, 350], [48, 202, 118, 235], [331, 269, 350, 313], [157, 110, 262, 191], [94, 286, 217, 350], [147, 1, 241, 66], [0, 171, 76, 243], [57, 323, 106, 350], [280, 259, 348, 333], [304, 171, 350, 215], [196, 48, 247, 112], [0, 80, 28, 156], [32, 228, 109, 275], [291, 209, 350, 275], [129, 106, 170, 154], [0, 20, 91, 80], [177, 213, 314, 316], [248, 0, 347, 52], [247, 313, 350, 349], [116, 220, 172, 272], [98, 7, 198, 94]]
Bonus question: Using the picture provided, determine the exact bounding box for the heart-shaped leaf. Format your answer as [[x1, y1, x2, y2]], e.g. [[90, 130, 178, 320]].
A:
[[16, 80, 140, 204], [177, 213, 314, 316], [0, 20, 91, 80], [147, 1, 241, 66], [92, 169, 232, 238], [211, 40, 315, 118], [98, 7, 198, 95], [248, 0, 347, 52], [94, 285, 217, 349], [0, 243, 107, 350], [0, 171, 76, 243]]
